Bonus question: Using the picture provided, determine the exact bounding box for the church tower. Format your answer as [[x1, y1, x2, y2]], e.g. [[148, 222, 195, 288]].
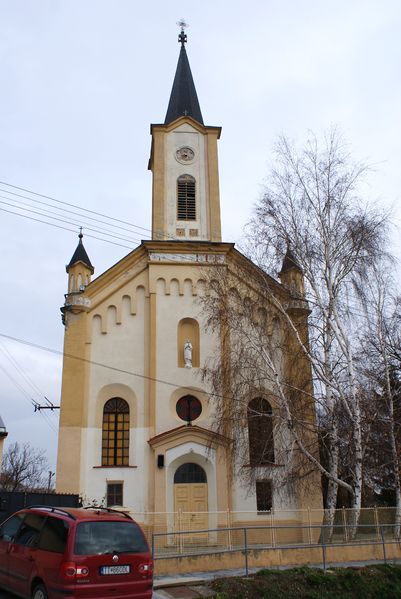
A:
[[149, 24, 222, 242]]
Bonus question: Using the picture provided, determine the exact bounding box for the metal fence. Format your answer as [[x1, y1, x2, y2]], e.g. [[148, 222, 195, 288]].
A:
[[152, 523, 401, 574], [130, 506, 400, 540], [0, 491, 81, 524]]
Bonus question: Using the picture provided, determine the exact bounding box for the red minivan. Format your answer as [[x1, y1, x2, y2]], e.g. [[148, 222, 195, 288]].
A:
[[0, 506, 153, 599]]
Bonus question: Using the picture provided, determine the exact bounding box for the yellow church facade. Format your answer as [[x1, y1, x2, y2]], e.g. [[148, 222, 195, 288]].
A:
[[56, 30, 322, 525]]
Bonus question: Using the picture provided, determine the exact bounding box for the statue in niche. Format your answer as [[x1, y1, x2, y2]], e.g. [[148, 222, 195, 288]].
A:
[[184, 340, 193, 368]]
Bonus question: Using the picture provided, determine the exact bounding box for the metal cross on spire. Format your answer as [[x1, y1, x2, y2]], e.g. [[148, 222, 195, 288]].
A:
[[177, 19, 188, 46]]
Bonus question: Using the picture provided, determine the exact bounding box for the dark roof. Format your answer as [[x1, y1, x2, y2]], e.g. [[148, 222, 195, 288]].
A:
[[67, 233, 94, 273], [280, 246, 302, 274], [165, 43, 204, 125]]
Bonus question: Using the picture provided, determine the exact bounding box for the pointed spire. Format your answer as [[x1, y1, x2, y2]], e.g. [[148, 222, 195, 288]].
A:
[[67, 229, 94, 273], [164, 21, 204, 125]]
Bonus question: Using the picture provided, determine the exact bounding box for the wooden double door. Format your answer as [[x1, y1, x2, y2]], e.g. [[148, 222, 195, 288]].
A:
[[173, 463, 208, 533]]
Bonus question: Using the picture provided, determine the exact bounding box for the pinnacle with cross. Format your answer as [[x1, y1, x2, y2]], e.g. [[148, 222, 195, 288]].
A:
[[177, 19, 188, 46]]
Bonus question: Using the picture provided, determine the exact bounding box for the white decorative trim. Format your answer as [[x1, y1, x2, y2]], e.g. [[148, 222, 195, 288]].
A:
[[149, 253, 225, 264]]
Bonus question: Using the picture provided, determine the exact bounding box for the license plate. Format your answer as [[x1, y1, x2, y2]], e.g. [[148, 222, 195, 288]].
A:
[[100, 565, 131, 575]]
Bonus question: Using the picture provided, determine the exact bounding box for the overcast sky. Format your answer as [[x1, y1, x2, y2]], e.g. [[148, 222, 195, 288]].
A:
[[1, 0, 400, 474]]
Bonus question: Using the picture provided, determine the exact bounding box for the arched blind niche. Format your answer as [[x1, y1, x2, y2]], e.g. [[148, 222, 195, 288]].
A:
[[177, 318, 200, 367]]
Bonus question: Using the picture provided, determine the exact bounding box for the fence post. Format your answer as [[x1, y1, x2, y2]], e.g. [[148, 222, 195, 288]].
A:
[[380, 524, 387, 564], [342, 507, 348, 542], [178, 508, 183, 555], [227, 509, 232, 550], [308, 507, 312, 545], [321, 525, 327, 572], [374, 506, 381, 542], [244, 527, 249, 577], [271, 510, 276, 547], [151, 533, 155, 562]]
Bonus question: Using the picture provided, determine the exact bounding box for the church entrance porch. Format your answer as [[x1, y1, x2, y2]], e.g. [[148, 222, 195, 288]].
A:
[[148, 423, 231, 543]]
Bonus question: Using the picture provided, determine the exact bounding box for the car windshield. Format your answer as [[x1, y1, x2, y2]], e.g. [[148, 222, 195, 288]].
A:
[[74, 521, 148, 555]]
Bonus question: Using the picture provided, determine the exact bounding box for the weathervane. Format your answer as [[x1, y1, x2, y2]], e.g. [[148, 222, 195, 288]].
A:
[[177, 19, 188, 46]]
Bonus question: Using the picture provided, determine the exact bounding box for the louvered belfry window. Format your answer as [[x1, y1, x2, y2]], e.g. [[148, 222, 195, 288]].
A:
[[102, 398, 130, 466], [177, 175, 196, 220]]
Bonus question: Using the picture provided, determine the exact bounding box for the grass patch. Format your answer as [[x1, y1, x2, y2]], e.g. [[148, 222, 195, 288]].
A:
[[210, 564, 401, 598]]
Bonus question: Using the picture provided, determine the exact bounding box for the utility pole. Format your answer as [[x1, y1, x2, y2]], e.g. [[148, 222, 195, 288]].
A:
[[47, 470, 55, 492]]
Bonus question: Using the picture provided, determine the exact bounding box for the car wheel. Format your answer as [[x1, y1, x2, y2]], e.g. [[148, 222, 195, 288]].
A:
[[32, 583, 48, 599]]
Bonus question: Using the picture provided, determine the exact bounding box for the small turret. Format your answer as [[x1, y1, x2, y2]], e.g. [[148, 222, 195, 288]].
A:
[[66, 230, 94, 294], [279, 245, 305, 297], [61, 230, 94, 325]]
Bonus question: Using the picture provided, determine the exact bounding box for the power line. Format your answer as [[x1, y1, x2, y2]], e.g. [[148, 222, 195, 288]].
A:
[[0, 341, 46, 402], [0, 342, 60, 418], [0, 197, 145, 245], [0, 332, 200, 394], [1, 203, 209, 262], [0, 207, 134, 250], [0, 357, 58, 434], [0, 180, 179, 241], [0, 187, 151, 239], [0, 180, 154, 236]]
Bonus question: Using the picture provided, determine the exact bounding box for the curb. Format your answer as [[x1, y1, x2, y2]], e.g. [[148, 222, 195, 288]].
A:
[[154, 577, 207, 589]]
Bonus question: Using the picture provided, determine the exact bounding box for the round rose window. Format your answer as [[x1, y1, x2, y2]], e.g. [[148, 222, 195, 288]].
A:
[[176, 395, 202, 424]]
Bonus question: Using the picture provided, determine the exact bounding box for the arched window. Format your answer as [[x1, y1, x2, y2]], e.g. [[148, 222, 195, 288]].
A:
[[174, 463, 207, 484], [247, 397, 274, 465], [177, 175, 196, 220], [102, 398, 130, 466]]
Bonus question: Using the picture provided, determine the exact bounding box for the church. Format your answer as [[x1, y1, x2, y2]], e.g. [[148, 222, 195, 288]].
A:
[[56, 28, 322, 530]]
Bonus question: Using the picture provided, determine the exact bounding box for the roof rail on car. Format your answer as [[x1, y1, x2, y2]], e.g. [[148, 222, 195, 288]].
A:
[[26, 505, 76, 520], [83, 506, 132, 519]]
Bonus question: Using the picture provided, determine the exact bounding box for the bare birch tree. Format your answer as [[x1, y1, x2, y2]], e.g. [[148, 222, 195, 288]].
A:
[[201, 129, 389, 531], [357, 268, 401, 535]]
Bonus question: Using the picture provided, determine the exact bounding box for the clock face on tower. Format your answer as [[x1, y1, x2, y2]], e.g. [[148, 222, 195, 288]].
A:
[[175, 146, 195, 163]]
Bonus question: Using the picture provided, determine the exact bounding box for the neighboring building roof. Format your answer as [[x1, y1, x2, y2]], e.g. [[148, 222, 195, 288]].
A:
[[67, 231, 94, 274], [164, 32, 204, 125], [280, 245, 302, 274], [0, 414, 7, 437]]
